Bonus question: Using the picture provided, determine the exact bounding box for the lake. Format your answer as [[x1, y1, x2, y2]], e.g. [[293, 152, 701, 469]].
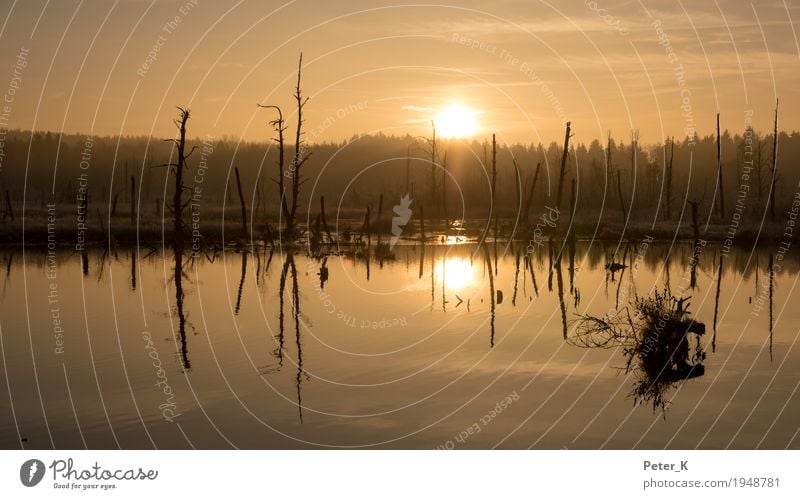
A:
[[1, 239, 798, 449]]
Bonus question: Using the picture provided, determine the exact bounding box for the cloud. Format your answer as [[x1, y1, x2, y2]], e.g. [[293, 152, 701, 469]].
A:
[[402, 105, 438, 113]]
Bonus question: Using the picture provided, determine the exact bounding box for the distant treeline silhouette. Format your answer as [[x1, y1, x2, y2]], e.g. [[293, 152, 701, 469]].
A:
[[1, 124, 796, 227]]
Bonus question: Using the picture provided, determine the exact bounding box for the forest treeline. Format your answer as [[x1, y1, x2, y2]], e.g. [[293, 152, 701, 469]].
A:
[[0, 124, 796, 227]]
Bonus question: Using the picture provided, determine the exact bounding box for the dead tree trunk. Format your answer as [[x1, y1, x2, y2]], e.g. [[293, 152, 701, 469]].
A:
[[320, 196, 333, 244], [770, 99, 779, 221], [428, 122, 437, 215], [490, 135, 497, 238], [97, 208, 106, 240], [234, 166, 249, 239], [255, 182, 262, 222], [568, 178, 577, 241], [665, 137, 674, 221], [111, 191, 121, 217], [491, 133, 497, 213], [5, 190, 14, 222], [168, 108, 194, 248], [405, 145, 411, 193], [419, 204, 425, 241], [511, 155, 522, 240], [606, 132, 614, 219], [257, 54, 308, 239], [716, 113, 725, 219], [479, 136, 496, 247], [289, 53, 310, 235], [630, 130, 638, 218], [617, 170, 626, 226], [523, 162, 541, 225], [362, 205, 371, 249], [376, 193, 384, 247], [130, 176, 136, 224], [442, 152, 448, 232], [258, 105, 291, 231], [556, 121, 572, 209], [79, 184, 89, 240], [756, 139, 763, 202], [689, 200, 700, 240]]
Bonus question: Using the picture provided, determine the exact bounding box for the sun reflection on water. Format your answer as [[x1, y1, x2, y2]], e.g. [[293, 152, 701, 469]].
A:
[[436, 256, 478, 291]]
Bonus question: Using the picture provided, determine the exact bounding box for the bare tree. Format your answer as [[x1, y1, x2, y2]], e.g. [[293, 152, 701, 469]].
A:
[[492, 133, 497, 212], [478, 139, 494, 246], [629, 129, 639, 218], [606, 132, 614, 223], [716, 113, 725, 219], [426, 121, 438, 213], [257, 53, 310, 238], [755, 132, 764, 202], [606, 131, 614, 191], [442, 152, 448, 228], [522, 162, 541, 225], [556, 121, 572, 209], [289, 53, 311, 235], [510, 152, 522, 240], [664, 137, 674, 221], [770, 99, 779, 221], [617, 170, 626, 226], [257, 105, 291, 228], [234, 166, 249, 239], [159, 107, 198, 246], [130, 175, 136, 224]]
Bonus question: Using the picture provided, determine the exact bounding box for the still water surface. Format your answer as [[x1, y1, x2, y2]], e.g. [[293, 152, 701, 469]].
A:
[[1, 240, 798, 449]]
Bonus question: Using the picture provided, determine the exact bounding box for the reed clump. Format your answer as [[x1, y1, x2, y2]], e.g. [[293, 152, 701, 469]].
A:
[[570, 289, 706, 413]]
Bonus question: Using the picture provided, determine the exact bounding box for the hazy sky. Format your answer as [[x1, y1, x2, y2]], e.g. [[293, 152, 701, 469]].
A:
[[0, 0, 798, 145]]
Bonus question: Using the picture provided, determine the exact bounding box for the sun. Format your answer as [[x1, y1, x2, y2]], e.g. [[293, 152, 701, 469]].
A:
[[434, 105, 479, 139]]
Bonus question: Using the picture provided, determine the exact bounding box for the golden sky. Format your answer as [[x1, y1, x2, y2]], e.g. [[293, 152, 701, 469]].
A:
[[0, 0, 798, 145]]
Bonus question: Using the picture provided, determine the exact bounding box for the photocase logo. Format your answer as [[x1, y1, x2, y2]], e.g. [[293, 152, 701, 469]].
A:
[[20, 459, 45, 487], [390, 194, 413, 249]]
